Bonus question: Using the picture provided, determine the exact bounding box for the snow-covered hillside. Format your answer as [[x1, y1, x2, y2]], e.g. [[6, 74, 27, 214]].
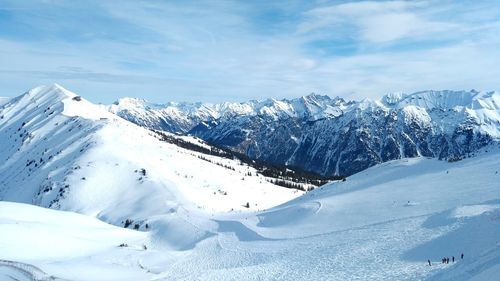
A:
[[111, 90, 500, 176], [0, 201, 148, 281], [0, 84, 302, 223], [1, 144, 498, 281]]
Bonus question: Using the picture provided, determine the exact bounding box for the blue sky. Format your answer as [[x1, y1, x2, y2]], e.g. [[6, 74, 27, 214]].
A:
[[1, 0, 499, 103]]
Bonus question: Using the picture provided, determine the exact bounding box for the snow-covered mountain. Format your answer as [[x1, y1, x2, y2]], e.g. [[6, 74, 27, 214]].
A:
[[110, 90, 500, 176], [109, 93, 347, 131], [0, 97, 10, 107], [0, 84, 303, 225], [108, 98, 218, 134]]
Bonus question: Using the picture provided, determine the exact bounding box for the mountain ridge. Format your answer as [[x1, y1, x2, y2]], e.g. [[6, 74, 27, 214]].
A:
[[0, 84, 303, 224], [110, 89, 500, 176]]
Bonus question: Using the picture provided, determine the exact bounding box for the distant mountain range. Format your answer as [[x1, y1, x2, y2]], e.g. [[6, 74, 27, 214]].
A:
[[109, 90, 500, 176]]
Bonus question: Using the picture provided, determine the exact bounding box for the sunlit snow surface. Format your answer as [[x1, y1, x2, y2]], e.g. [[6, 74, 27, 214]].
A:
[[1, 147, 499, 281], [0, 84, 302, 216], [0, 85, 499, 281]]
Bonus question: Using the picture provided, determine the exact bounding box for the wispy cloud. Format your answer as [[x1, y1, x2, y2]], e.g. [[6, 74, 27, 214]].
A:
[[298, 1, 446, 42], [0, 0, 499, 103]]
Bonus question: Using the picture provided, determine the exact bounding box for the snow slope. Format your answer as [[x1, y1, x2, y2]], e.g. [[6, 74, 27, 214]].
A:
[[143, 145, 499, 281], [0, 260, 66, 281], [0, 84, 302, 221], [0, 201, 149, 281], [1, 145, 498, 280]]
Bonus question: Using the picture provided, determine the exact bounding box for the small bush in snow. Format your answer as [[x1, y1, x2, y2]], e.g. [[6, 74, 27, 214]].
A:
[[124, 219, 133, 228]]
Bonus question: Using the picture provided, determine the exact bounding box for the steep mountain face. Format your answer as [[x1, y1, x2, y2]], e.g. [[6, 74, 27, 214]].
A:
[[111, 90, 500, 176], [108, 98, 219, 133], [109, 94, 347, 134], [0, 85, 303, 227], [288, 91, 499, 175]]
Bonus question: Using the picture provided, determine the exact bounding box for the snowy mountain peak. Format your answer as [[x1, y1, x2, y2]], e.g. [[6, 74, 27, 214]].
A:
[[382, 91, 407, 105], [302, 92, 333, 104], [3, 84, 115, 122], [381, 89, 500, 111], [0, 97, 10, 106], [3, 84, 80, 114], [0, 85, 302, 222], [110, 92, 352, 123], [27, 83, 76, 100], [113, 97, 148, 108]]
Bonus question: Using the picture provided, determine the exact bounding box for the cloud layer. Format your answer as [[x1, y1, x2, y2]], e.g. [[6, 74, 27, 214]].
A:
[[0, 0, 499, 103]]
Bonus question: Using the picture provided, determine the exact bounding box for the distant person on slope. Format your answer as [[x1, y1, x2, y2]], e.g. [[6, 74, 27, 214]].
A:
[[452, 256, 455, 263], [461, 253, 464, 259], [428, 259, 431, 266]]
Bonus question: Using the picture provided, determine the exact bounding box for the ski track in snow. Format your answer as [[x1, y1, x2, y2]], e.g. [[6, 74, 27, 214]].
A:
[[0, 259, 68, 281], [152, 216, 452, 281]]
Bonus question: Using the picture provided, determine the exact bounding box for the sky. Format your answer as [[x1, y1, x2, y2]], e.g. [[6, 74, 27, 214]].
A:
[[0, 0, 499, 104]]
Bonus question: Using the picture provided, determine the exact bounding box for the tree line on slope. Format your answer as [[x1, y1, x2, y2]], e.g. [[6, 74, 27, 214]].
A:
[[153, 130, 345, 191]]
